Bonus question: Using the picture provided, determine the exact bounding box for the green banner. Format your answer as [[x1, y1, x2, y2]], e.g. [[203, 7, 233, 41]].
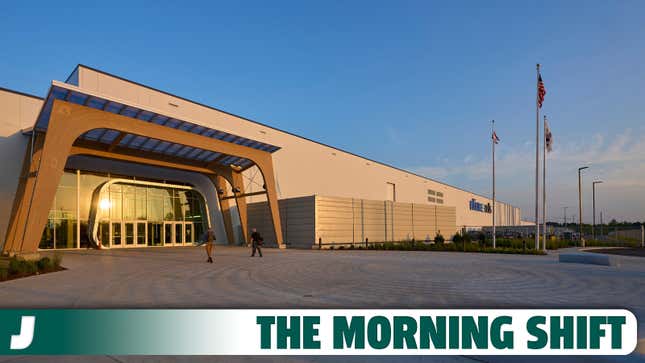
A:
[[0, 309, 637, 355]]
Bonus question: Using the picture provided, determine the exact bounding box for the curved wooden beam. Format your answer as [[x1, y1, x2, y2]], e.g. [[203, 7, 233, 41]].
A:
[[3, 100, 284, 255]]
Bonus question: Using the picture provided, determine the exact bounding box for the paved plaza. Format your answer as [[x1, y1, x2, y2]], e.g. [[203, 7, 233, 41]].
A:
[[0, 246, 644, 362]]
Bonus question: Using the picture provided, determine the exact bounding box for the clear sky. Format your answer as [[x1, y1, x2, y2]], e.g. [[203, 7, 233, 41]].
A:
[[1, 1, 644, 222]]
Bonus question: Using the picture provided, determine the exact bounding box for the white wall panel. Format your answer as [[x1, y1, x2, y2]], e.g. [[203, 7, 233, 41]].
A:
[[75, 67, 523, 229]]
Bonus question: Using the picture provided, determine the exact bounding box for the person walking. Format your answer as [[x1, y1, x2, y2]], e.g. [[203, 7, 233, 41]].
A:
[[250, 228, 263, 257], [203, 228, 216, 263]]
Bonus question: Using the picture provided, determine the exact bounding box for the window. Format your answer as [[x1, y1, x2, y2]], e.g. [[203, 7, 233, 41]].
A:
[[41, 170, 208, 250], [427, 189, 445, 204], [39, 174, 78, 249]]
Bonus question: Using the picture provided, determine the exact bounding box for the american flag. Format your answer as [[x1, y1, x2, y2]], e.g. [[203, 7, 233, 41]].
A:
[[537, 74, 546, 108], [492, 131, 500, 144]]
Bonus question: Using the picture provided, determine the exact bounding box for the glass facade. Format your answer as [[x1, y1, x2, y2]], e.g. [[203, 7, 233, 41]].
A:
[[39, 170, 208, 249], [40, 172, 77, 249]]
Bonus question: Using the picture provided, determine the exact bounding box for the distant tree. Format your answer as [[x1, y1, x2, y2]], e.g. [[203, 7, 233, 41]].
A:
[[434, 233, 445, 244]]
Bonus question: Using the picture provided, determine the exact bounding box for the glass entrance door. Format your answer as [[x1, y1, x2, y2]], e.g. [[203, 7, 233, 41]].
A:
[[184, 223, 194, 245], [124, 222, 135, 246], [111, 221, 147, 248], [106, 221, 196, 248], [161, 222, 193, 246], [136, 222, 146, 246], [111, 222, 122, 247], [164, 222, 183, 246], [174, 223, 184, 245], [148, 222, 162, 246], [164, 222, 174, 246]]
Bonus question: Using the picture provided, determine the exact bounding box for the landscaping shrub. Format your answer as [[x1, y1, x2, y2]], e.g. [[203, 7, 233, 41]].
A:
[[52, 254, 62, 268], [477, 232, 487, 246], [8, 259, 37, 276], [1, 255, 63, 282], [325, 234, 639, 254], [339, 240, 546, 255], [7, 259, 20, 274], [37, 257, 53, 272], [452, 233, 463, 244], [585, 239, 639, 248], [546, 239, 576, 250]]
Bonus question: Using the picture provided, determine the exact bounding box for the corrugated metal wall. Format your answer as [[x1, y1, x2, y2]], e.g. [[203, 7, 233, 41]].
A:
[[247, 195, 315, 248], [247, 195, 457, 248]]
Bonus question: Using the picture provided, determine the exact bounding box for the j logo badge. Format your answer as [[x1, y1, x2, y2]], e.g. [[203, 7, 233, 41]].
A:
[[10, 316, 35, 350]]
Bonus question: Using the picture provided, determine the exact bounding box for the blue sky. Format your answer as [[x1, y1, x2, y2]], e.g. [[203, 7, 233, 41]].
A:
[[1, 1, 644, 222]]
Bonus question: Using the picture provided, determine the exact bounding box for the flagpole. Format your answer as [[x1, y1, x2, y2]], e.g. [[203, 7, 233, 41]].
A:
[[543, 115, 547, 251], [535, 64, 540, 250], [492, 119, 496, 249]]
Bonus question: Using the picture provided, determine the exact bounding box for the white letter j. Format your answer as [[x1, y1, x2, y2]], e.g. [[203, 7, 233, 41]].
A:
[[10, 316, 35, 350]]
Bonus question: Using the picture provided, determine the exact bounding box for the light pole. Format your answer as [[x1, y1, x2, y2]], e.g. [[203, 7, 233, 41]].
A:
[[592, 180, 603, 241], [578, 166, 589, 246]]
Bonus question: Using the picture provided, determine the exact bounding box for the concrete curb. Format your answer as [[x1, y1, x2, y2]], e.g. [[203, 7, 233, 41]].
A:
[[559, 253, 615, 266]]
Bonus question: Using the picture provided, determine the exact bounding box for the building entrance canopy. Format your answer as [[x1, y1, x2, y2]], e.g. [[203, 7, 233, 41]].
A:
[[34, 83, 280, 170], [4, 81, 285, 255]]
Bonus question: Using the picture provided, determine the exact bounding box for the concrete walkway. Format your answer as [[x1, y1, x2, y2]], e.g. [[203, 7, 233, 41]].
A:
[[0, 246, 643, 362]]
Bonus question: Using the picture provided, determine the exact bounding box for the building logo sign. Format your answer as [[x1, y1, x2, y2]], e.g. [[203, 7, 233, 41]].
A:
[[469, 199, 492, 213]]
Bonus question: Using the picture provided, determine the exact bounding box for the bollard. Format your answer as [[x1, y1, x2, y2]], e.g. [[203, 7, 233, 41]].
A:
[[318, 237, 322, 250], [365, 238, 368, 249]]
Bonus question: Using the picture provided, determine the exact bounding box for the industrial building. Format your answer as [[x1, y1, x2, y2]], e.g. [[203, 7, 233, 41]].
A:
[[0, 65, 522, 255]]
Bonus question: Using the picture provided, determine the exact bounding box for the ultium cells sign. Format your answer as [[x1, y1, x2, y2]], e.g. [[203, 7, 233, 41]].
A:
[[469, 199, 492, 213]]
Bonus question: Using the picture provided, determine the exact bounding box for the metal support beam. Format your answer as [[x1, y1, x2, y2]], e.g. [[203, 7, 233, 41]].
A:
[[220, 190, 267, 200], [231, 171, 249, 244], [206, 153, 230, 168], [107, 132, 126, 152]]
